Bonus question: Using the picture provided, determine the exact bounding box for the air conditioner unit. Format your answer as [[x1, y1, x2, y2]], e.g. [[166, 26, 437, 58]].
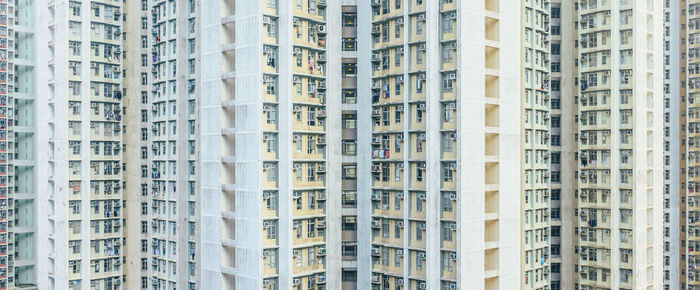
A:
[[263, 221, 270, 228], [371, 193, 380, 200], [317, 25, 326, 34], [397, 76, 404, 82], [448, 103, 457, 109], [263, 280, 271, 287], [449, 133, 457, 140], [450, 223, 457, 230], [449, 193, 457, 200], [419, 223, 426, 230], [263, 192, 271, 199], [418, 193, 426, 200], [397, 249, 404, 256], [293, 105, 302, 112], [293, 17, 301, 25], [419, 43, 426, 51], [418, 103, 426, 110], [450, 42, 457, 49], [450, 253, 457, 260], [293, 279, 301, 286], [419, 163, 426, 169], [418, 252, 426, 259], [419, 14, 426, 21], [397, 18, 404, 24], [398, 47, 404, 53], [397, 163, 404, 169], [449, 163, 457, 169], [371, 247, 380, 255], [293, 163, 301, 170], [397, 278, 404, 286]]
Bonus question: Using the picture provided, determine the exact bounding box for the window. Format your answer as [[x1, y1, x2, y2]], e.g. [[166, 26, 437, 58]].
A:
[[342, 13, 356, 27], [70, 2, 81, 16], [342, 63, 357, 77], [342, 140, 357, 156], [265, 77, 276, 95], [266, 107, 277, 124], [266, 224, 277, 239], [342, 216, 357, 231], [443, 134, 454, 152], [342, 270, 357, 282], [342, 191, 357, 207], [342, 38, 357, 51], [443, 164, 454, 181], [442, 16, 453, 33], [342, 114, 357, 129], [343, 89, 357, 104], [343, 165, 357, 180], [442, 223, 453, 241]]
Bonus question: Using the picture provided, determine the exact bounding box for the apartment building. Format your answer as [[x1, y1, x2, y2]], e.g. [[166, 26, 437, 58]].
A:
[[365, 0, 522, 289], [144, 0, 199, 289], [688, 1, 700, 289], [122, 0, 153, 289], [572, 0, 664, 289], [521, 0, 552, 288], [337, 4, 360, 290], [0, 0, 13, 289], [664, 0, 682, 289], [196, 0, 343, 288], [19, 0, 127, 289], [5, 0, 677, 289], [547, 1, 571, 289]]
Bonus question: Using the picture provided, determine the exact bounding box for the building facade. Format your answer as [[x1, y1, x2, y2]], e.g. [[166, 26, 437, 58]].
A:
[[521, 0, 552, 288], [6, 0, 676, 289], [573, 0, 664, 288], [27, 0, 126, 289], [365, 0, 522, 289]]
